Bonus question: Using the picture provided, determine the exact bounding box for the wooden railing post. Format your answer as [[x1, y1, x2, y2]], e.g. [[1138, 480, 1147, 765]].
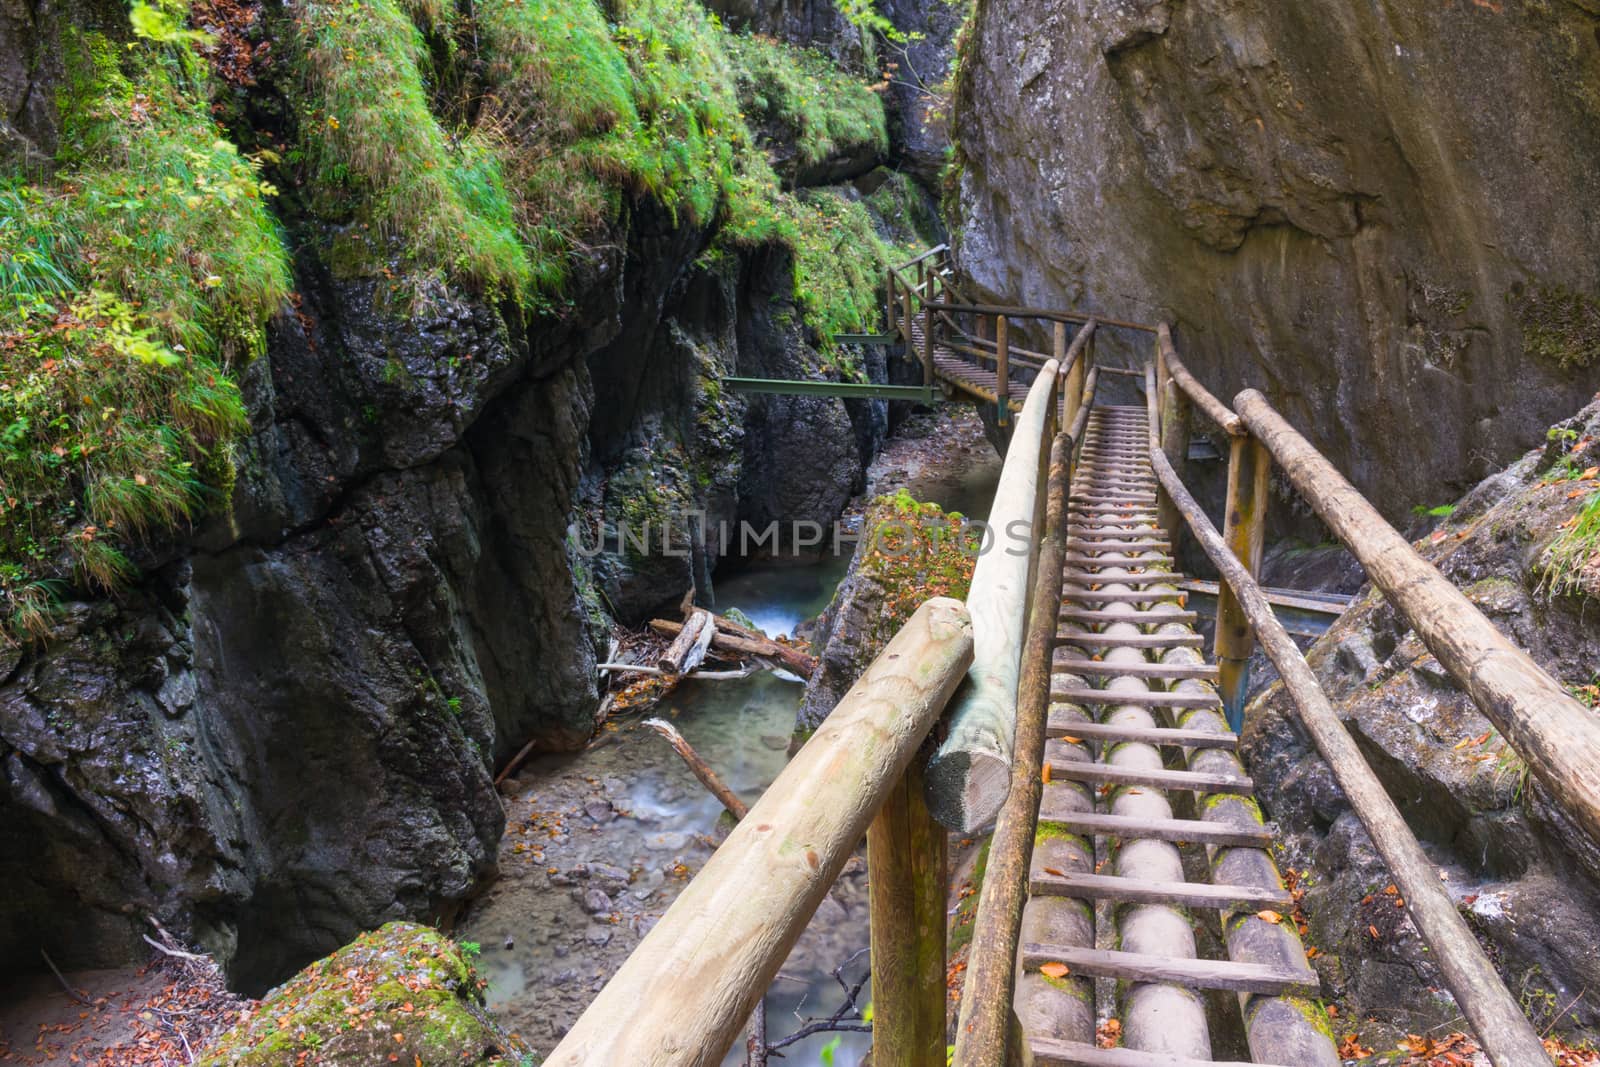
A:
[[1215, 434, 1271, 731], [868, 745, 947, 1065], [1063, 327, 1086, 439], [996, 315, 1010, 427], [1052, 321, 1067, 427], [886, 269, 897, 342], [1157, 379, 1191, 546], [902, 284, 916, 364], [923, 293, 935, 389]]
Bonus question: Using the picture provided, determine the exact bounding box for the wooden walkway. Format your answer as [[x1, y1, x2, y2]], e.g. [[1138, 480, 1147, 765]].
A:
[[906, 313, 1026, 412], [1016, 405, 1326, 1066]]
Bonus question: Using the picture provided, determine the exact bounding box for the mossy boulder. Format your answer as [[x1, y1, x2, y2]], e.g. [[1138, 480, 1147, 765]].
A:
[[199, 923, 525, 1066]]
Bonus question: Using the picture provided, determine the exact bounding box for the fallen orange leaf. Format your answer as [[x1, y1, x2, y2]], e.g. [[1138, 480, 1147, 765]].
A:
[[1257, 909, 1283, 924], [1039, 962, 1071, 979]]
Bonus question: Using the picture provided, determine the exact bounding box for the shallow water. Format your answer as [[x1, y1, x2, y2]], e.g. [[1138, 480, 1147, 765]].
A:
[[465, 416, 1000, 1065]]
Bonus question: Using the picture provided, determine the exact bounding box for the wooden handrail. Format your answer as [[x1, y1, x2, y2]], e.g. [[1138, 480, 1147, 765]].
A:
[[923, 299, 1157, 334], [1158, 322, 1244, 436], [1146, 427, 1553, 1067], [544, 598, 974, 1067], [894, 244, 950, 270], [1235, 388, 1600, 851], [950, 433, 1071, 1065], [925, 356, 1066, 831]]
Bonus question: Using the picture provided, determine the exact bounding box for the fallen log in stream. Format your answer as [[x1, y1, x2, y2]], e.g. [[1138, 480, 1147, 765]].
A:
[[648, 616, 817, 677]]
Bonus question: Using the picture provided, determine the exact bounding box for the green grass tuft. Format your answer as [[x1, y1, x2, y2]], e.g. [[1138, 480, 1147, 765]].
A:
[[1539, 489, 1600, 600], [724, 33, 887, 171], [0, 7, 288, 638]]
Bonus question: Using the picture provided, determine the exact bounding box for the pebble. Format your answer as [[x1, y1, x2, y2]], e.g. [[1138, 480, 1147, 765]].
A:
[[584, 798, 617, 824], [585, 925, 613, 946], [582, 888, 614, 915], [645, 831, 689, 851]]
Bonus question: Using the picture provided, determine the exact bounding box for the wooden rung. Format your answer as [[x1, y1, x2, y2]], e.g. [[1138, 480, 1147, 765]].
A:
[[1058, 606, 1196, 622], [1043, 759, 1253, 794], [1057, 632, 1204, 649], [1062, 570, 1179, 585], [1035, 807, 1272, 847], [1029, 869, 1291, 911], [1063, 554, 1175, 567], [1064, 540, 1172, 554], [1020, 945, 1319, 997], [1060, 589, 1182, 604], [1032, 1036, 1295, 1067], [1053, 659, 1217, 680], [1042, 719, 1237, 751], [1050, 685, 1217, 708], [1067, 527, 1164, 538]]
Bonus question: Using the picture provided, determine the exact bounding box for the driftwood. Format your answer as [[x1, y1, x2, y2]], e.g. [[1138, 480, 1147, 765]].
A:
[[659, 609, 715, 676], [648, 618, 817, 677], [642, 718, 749, 820]]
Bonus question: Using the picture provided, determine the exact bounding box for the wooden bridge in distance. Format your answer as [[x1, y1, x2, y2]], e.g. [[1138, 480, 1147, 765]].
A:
[[545, 250, 1600, 1067]]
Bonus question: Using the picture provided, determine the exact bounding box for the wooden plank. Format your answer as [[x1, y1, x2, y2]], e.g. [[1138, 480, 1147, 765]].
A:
[[1032, 1037, 1293, 1067], [1062, 571, 1181, 587], [1052, 659, 1217, 680], [1043, 759, 1252, 794], [1028, 870, 1291, 911], [1064, 540, 1172, 553], [545, 599, 972, 1067], [1021, 945, 1318, 996], [1068, 527, 1164, 539], [1035, 807, 1272, 847], [1059, 589, 1183, 604], [1050, 686, 1218, 708], [1042, 719, 1236, 750], [1180, 578, 1351, 616], [1056, 631, 1204, 649], [1058, 607, 1199, 624], [1063, 554, 1175, 567], [1150, 433, 1556, 1065]]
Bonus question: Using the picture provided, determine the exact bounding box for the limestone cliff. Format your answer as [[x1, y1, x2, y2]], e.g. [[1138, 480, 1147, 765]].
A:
[[953, 0, 1600, 512]]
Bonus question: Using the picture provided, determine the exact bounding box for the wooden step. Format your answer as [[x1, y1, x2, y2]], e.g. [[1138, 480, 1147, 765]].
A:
[[1042, 759, 1253, 795], [1062, 571, 1182, 586], [1063, 554, 1174, 567], [1042, 719, 1237, 751], [1020, 945, 1319, 996], [1056, 632, 1204, 649], [1058, 607, 1198, 625], [1050, 685, 1218, 708], [1035, 807, 1272, 847], [1053, 659, 1217, 680], [1029, 869, 1291, 911], [1067, 527, 1164, 539], [1064, 540, 1172, 554], [1059, 589, 1183, 604], [1032, 1036, 1295, 1067]]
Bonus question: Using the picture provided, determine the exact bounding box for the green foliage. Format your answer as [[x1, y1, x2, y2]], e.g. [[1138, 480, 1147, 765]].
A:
[[1411, 503, 1456, 518], [474, 0, 745, 295], [859, 490, 977, 652], [293, 0, 531, 297], [0, 10, 288, 638], [724, 33, 887, 169], [1539, 488, 1600, 600]]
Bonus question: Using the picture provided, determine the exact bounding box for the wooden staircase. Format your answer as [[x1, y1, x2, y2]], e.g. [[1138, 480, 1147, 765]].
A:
[[1013, 405, 1328, 1066]]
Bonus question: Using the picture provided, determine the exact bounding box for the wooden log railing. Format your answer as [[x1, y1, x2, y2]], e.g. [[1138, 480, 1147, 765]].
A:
[[1234, 388, 1600, 850], [923, 343, 1077, 831], [545, 598, 973, 1067], [1145, 385, 1553, 1067]]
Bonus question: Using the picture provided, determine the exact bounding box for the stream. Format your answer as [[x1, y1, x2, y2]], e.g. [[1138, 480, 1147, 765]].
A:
[[460, 408, 1000, 1065]]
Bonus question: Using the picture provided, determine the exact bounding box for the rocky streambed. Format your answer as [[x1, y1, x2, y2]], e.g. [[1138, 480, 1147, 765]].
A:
[[458, 405, 1000, 1063]]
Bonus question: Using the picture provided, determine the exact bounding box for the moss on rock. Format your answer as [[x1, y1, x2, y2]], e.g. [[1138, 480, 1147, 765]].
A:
[[199, 923, 524, 1067], [1511, 280, 1600, 371]]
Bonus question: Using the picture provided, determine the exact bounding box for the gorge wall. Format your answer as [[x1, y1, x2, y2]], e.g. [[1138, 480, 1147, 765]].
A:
[[953, 0, 1600, 512], [0, 0, 952, 989]]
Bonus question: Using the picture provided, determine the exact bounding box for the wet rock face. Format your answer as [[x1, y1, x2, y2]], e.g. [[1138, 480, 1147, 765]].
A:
[[1242, 397, 1600, 1042], [955, 0, 1600, 512]]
